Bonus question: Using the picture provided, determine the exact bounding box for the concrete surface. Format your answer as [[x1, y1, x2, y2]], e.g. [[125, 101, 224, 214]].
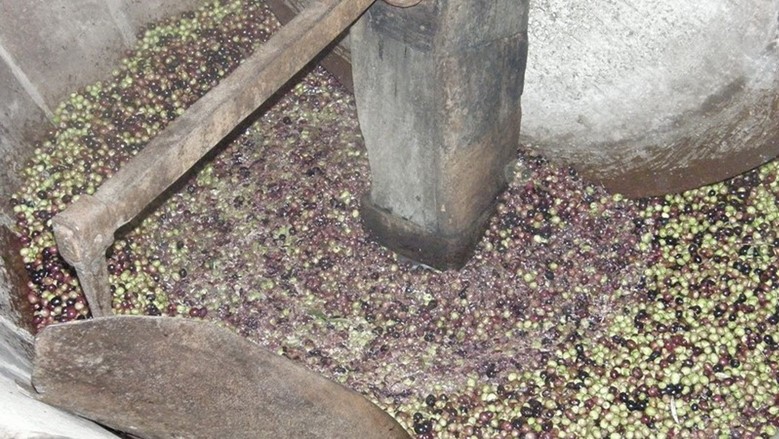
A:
[[0, 46, 50, 217]]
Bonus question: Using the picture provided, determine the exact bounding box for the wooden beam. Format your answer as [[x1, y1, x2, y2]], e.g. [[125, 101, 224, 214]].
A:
[[52, 0, 377, 316], [353, 0, 529, 269]]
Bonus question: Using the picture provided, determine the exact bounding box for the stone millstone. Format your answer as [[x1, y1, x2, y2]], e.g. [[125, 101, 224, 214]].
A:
[[31, 316, 410, 439]]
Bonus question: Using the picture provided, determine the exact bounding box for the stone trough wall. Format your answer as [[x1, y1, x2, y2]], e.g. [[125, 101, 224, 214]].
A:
[[0, 1, 196, 436]]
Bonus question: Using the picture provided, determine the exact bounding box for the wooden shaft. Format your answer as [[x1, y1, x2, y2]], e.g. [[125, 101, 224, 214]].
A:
[[52, 0, 376, 315], [98, 0, 375, 230]]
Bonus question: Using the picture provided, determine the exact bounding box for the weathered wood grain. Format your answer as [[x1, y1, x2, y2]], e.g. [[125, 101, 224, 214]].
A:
[[32, 316, 410, 439]]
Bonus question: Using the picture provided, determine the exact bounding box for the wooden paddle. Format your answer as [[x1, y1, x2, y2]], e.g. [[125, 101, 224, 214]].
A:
[[32, 316, 410, 439]]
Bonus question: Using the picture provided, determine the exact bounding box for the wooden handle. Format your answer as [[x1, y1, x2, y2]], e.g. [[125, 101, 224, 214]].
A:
[[53, 0, 377, 315]]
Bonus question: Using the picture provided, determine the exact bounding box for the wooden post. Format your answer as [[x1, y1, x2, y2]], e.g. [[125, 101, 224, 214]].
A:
[[352, 0, 529, 269]]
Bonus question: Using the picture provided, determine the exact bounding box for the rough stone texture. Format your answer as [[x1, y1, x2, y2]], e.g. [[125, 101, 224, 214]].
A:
[[0, 54, 51, 219], [521, 0, 779, 196], [352, 0, 529, 269], [0, 1, 128, 108], [0, 226, 33, 332], [32, 316, 410, 439]]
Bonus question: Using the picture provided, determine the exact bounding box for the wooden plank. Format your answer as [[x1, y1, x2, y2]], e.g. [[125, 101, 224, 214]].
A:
[[32, 316, 410, 439]]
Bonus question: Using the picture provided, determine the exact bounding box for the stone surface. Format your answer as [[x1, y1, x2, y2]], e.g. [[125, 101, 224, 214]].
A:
[[0, 0, 127, 108], [0, 52, 51, 218], [32, 316, 409, 439], [521, 0, 779, 196], [352, 0, 529, 269]]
